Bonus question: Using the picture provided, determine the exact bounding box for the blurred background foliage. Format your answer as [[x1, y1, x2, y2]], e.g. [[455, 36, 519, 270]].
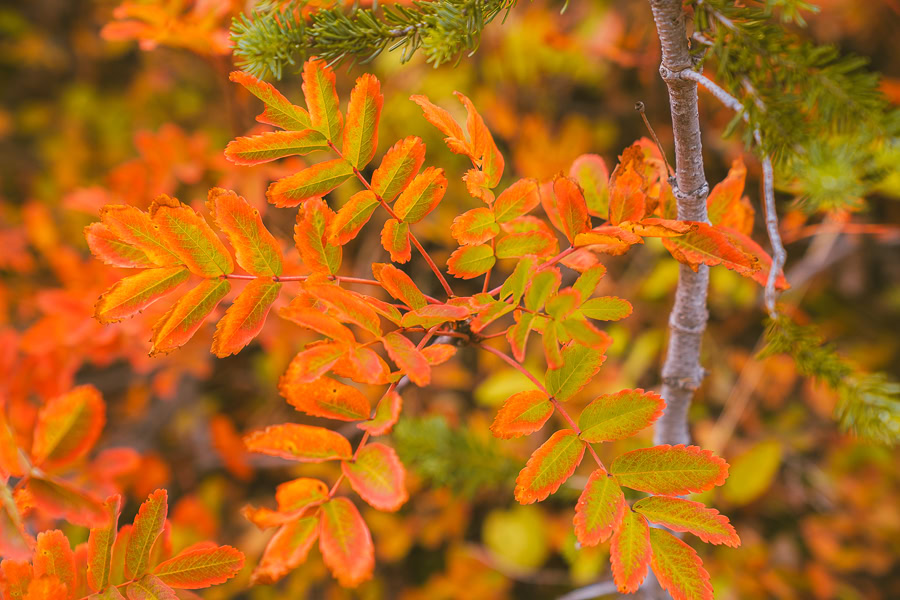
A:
[[0, 0, 898, 598]]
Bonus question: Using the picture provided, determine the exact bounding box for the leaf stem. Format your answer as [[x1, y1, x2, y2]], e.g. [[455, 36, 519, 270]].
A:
[[222, 273, 443, 304]]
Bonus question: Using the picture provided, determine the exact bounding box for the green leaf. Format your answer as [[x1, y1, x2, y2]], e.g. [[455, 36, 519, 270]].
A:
[[578, 389, 665, 442], [545, 344, 607, 401]]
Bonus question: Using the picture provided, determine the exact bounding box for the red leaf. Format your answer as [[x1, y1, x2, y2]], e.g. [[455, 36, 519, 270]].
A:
[[318, 498, 374, 587], [125, 489, 168, 580], [514, 429, 585, 504], [633, 496, 740, 547], [661, 222, 759, 273], [380, 218, 411, 263], [211, 279, 281, 358], [251, 517, 318, 585], [574, 468, 626, 547], [87, 495, 121, 592], [490, 390, 553, 439], [357, 390, 402, 436], [153, 545, 244, 589], [244, 423, 352, 462], [372, 263, 427, 309], [610, 509, 651, 593], [27, 475, 107, 528], [382, 331, 430, 387], [342, 443, 408, 511], [553, 176, 591, 244], [342, 73, 383, 169], [648, 528, 714, 600], [610, 444, 729, 495], [32, 385, 105, 472], [280, 375, 370, 421]]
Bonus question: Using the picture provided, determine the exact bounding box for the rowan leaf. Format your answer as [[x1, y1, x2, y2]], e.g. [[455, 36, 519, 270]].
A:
[[545, 343, 607, 401], [244, 423, 352, 462], [494, 231, 557, 259], [545, 288, 582, 321], [514, 429, 585, 504], [392, 166, 447, 224], [328, 190, 379, 245], [125, 489, 168, 580], [31, 385, 105, 471], [86, 495, 121, 593], [22, 575, 68, 600], [574, 469, 626, 547], [382, 331, 430, 387], [295, 198, 342, 275], [318, 497, 374, 587], [372, 136, 426, 202], [99, 205, 182, 267], [570, 154, 610, 218], [357, 390, 402, 436], [450, 207, 499, 245], [523, 268, 561, 311], [489, 390, 553, 439], [608, 163, 647, 226], [409, 95, 468, 155], [267, 158, 354, 208], [380, 218, 411, 263], [633, 496, 740, 547], [455, 92, 504, 187], [150, 278, 231, 356], [560, 317, 612, 349], [553, 176, 591, 244], [0, 559, 32, 599], [229, 70, 311, 131], [94, 267, 189, 324], [89, 585, 126, 599], [507, 312, 536, 362], [572, 264, 607, 298], [661, 222, 759, 273], [0, 485, 32, 560], [620, 218, 696, 238], [281, 342, 347, 386], [124, 574, 177, 600], [707, 157, 752, 234], [342, 73, 383, 169], [279, 301, 355, 342], [342, 443, 408, 512], [572, 296, 631, 323], [27, 475, 107, 528], [493, 178, 540, 223], [148, 195, 233, 277], [206, 187, 283, 276], [422, 344, 457, 365], [610, 509, 651, 593], [470, 300, 515, 332], [499, 256, 536, 302], [302, 58, 342, 142], [211, 279, 281, 357], [280, 375, 370, 421], [648, 528, 714, 600], [578, 389, 665, 442], [33, 530, 76, 599], [574, 226, 644, 255], [719, 226, 790, 290], [251, 517, 318, 585], [447, 244, 495, 279], [610, 444, 729, 495], [372, 263, 427, 309], [85, 222, 155, 268], [277, 478, 330, 513], [152, 545, 244, 589], [224, 129, 328, 165], [304, 282, 382, 336], [542, 320, 563, 369]]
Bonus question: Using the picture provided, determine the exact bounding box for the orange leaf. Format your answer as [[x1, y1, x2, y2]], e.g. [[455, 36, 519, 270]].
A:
[[570, 154, 610, 218], [372, 263, 427, 309], [608, 164, 646, 226], [328, 190, 379, 245], [125, 489, 168, 580], [573, 226, 644, 255], [277, 478, 330, 512], [648, 528, 714, 600], [619, 218, 696, 238], [267, 158, 354, 208], [661, 222, 759, 273], [574, 468, 626, 547], [490, 390, 553, 439], [409, 95, 468, 155], [393, 167, 447, 224], [31, 385, 105, 471], [578, 388, 665, 443], [318, 498, 374, 587], [244, 423, 352, 462], [294, 198, 342, 275], [211, 279, 281, 357], [372, 136, 426, 203], [27, 475, 107, 528], [150, 278, 231, 356], [302, 58, 343, 142], [251, 517, 318, 585], [206, 187, 283, 277], [610, 509, 651, 593], [278, 300, 356, 343], [447, 244, 495, 279], [357, 390, 402, 436], [224, 130, 329, 165], [282, 342, 347, 385], [632, 496, 740, 547], [399, 303, 469, 329], [455, 92, 504, 187], [99, 205, 182, 267], [280, 375, 370, 421], [342, 73, 383, 169], [148, 195, 234, 277], [342, 443, 408, 511], [609, 444, 729, 495], [153, 545, 244, 589], [707, 157, 754, 235], [450, 207, 499, 245], [718, 226, 790, 290], [304, 282, 382, 336], [514, 429, 585, 504], [124, 574, 177, 600], [0, 559, 32, 599], [553, 176, 591, 244], [94, 266, 189, 324], [84, 222, 155, 268], [33, 530, 76, 600], [493, 178, 540, 223], [229, 70, 311, 131], [380, 219, 411, 263], [0, 484, 32, 560], [382, 331, 430, 387], [422, 344, 456, 365]]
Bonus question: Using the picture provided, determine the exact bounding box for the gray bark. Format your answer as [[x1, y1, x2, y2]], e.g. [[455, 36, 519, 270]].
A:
[[648, 0, 710, 448]]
